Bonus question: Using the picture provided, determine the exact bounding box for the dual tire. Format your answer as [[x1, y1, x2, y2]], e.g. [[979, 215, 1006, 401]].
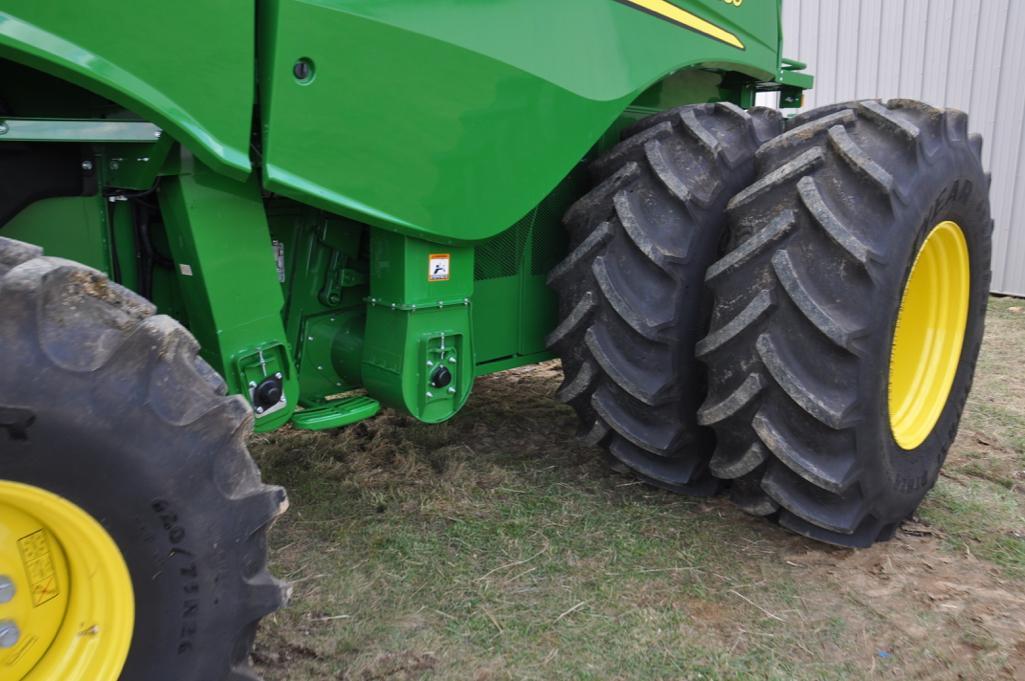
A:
[[550, 99, 992, 547], [547, 102, 783, 495]]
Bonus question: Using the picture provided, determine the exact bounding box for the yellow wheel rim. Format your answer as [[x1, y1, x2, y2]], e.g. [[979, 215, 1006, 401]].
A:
[[0, 481, 134, 681], [888, 220, 971, 450]]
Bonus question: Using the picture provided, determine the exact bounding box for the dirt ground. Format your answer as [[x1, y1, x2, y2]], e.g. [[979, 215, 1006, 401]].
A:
[[250, 298, 1025, 681]]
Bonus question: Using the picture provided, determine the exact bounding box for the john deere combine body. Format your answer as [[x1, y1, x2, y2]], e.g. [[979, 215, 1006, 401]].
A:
[[0, 2, 992, 681], [0, 0, 809, 430]]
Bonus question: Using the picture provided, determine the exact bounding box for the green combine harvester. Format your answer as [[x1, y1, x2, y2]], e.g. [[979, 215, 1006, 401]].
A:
[[0, 1, 992, 679]]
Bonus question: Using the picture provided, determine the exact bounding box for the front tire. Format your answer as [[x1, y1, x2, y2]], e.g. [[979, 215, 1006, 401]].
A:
[[0, 237, 288, 680], [698, 100, 992, 547]]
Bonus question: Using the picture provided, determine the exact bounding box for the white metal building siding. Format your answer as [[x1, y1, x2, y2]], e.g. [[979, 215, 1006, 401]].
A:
[[773, 0, 1025, 296]]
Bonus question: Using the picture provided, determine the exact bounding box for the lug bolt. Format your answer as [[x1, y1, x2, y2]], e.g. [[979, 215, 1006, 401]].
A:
[[0, 621, 19, 649], [0, 576, 14, 604]]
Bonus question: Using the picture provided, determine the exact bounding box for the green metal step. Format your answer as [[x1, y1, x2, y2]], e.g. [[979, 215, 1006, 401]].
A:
[[290, 395, 381, 431]]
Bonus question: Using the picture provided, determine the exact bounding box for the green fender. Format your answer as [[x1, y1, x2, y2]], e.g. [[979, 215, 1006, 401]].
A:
[[258, 0, 783, 242], [1, 1, 788, 243], [0, 4, 254, 179]]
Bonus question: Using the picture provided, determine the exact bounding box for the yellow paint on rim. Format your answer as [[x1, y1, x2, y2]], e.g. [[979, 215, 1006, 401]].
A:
[[0, 481, 134, 681], [888, 221, 971, 450], [618, 0, 745, 49]]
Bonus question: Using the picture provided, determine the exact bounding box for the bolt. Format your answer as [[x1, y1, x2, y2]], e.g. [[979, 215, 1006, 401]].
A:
[[274, 372, 283, 380], [448, 356, 456, 363], [256, 406, 265, 415], [249, 381, 258, 389], [153, 130, 162, 139], [0, 576, 14, 604], [426, 391, 433, 398], [81, 160, 94, 171], [0, 123, 8, 135], [426, 360, 434, 367], [0, 621, 19, 649], [448, 387, 456, 394]]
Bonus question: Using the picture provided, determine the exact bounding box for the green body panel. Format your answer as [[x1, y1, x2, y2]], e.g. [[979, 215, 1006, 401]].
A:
[[157, 155, 299, 432], [2, 195, 109, 271], [471, 163, 589, 372], [0, 4, 254, 178], [257, 0, 781, 242], [362, 232, 475, 422]]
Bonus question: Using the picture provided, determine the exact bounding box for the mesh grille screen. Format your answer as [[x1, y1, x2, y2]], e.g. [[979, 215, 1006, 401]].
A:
[[474, 211, 534, 280], [475, 168, 583, 281]]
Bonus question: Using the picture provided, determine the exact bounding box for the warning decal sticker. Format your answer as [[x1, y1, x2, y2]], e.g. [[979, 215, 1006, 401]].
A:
[[18, 530, 60, 607], [428, 254, 450, 282]]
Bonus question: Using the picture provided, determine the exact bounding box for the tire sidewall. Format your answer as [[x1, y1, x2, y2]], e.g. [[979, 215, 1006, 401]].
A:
[[2, 403, 239, 681], [862, 139, 990, 519]]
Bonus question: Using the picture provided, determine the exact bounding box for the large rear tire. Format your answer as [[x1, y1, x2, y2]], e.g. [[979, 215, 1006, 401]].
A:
[[0, 237, 288, 680], [547, 103, 782, 493], [698, 100, 992, 546]]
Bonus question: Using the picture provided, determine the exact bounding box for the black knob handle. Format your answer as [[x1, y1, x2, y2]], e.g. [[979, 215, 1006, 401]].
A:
[[254, 377, 283, 409], [430, 366, 452, 389]]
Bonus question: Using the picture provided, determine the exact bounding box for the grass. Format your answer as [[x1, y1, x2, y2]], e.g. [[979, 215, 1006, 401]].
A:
[[918, 297, 1025, 578], [251, 298, 1025, 680]]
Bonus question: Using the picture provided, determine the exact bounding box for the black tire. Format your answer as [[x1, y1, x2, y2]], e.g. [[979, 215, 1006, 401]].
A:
[[698, 99, 992, 547], [547, 102, 783, 493], [0, 237, 288, 680]]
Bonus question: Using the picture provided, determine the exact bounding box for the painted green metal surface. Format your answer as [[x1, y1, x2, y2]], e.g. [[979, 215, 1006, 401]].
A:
[[290, 395, 381, 431], [471, 162, 588, 371], [2, 195, 109, 272], [362, 231, 475, 422], [258, 0, 782, 242], [0, 4, 254, 179], [267, 203, 369, 406], [157, 154, 298, 432]]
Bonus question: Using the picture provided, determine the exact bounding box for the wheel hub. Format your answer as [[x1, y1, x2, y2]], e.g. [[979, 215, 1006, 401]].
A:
[[888, 220, 971, 450], [0, 481, 134, 681]]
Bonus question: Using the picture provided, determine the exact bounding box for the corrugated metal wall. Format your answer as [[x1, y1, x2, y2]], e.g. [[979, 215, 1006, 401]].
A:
[[772, 0, 1025, 296]]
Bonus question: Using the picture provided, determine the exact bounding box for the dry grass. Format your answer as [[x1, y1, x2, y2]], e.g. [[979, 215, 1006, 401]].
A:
[[250, 298, 1025, 681]]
